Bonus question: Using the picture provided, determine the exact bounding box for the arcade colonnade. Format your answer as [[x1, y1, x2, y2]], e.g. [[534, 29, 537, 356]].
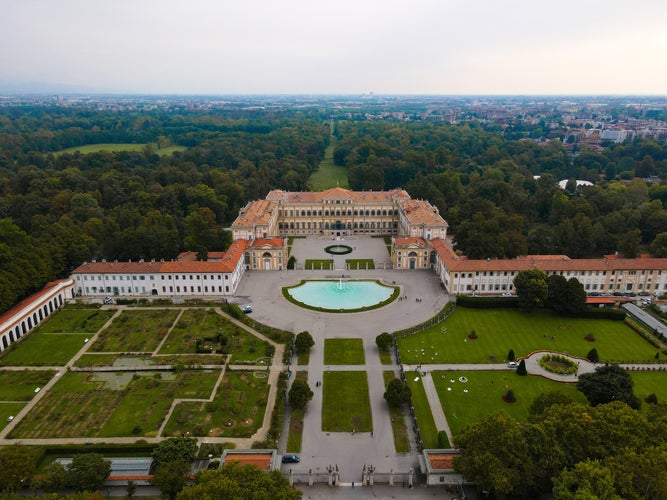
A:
[[0, 279, 75, 352]]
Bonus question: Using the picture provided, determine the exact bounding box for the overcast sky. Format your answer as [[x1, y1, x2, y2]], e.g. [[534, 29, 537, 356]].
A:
[[1, 0, 666, 95]]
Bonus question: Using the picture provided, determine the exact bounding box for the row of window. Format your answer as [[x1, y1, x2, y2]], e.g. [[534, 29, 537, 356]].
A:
[[84, 285, 232, 294], [280, 209, 399, 217], [453, 269, 666, 279], [78, 274, 231, 282], [279, 221, 399, 230]]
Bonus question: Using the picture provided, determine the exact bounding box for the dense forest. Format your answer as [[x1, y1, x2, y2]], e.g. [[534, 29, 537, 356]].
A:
[[2, 104, 667, 313]]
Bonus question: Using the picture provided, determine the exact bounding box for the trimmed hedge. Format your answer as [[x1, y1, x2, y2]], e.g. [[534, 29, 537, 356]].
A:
[[575, 307, 626, 320], [456, 295, 518, 309]]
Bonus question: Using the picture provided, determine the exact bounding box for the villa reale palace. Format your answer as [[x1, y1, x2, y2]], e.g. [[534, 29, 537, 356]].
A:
[[4, 187, 667, 352]]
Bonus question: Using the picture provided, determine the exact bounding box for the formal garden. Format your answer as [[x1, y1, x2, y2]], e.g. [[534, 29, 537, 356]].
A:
[[0, 305, 276, 439]]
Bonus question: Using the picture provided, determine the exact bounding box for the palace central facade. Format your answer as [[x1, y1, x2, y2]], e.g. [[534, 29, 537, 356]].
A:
[[230, 187, 449, 241]]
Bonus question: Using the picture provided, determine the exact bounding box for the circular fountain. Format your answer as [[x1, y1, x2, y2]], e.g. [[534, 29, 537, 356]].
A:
[[284, 280, 398, 312]]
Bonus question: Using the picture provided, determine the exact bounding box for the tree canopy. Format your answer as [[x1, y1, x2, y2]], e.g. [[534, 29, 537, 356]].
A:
[[152, 437, 198, 467], [513, 269, 548, 310], [288, 378, 313, 410], [577, 364, 641, 409], [177, 462, 302, 500], [383, 378, 411, 408]]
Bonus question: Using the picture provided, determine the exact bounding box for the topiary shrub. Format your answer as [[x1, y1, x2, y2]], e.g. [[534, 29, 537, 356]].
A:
[[502, 389, 516, 403], [586, 348, 599, 363], [516, 359, 527, 376], [507, 349, 515, 362], [645, 393, 658, 404], [468, 330, 478, 340]]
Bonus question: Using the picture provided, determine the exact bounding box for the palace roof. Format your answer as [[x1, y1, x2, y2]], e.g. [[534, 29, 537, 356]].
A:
[[400, 199, 448, 227], [232, 199, 276, 227], [265, 188, 410, 204], [431, 238, 667, 273]]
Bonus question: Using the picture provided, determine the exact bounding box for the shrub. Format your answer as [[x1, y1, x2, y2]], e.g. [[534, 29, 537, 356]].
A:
[[507, 349, 515, 362], [503, 389, 516, 403], [539, 354, 577, 375], [586, 348, 599, 363], [646, 393, 658, 404], [516, 359, 527, 376], [468, 330, 478, 340]]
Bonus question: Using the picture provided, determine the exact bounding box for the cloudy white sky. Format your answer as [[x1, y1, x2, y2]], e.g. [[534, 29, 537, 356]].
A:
[[1, 0, 666, 94]]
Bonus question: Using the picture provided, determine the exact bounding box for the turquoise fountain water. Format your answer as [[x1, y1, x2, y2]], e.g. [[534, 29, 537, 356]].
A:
[[286, 280, 393, 310]]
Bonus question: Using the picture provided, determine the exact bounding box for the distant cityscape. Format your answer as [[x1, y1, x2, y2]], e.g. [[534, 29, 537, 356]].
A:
[[2, 94, 666, 145]]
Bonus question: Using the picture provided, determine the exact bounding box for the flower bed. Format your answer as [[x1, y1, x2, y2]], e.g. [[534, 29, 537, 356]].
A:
[[538, 353, 577, 375]]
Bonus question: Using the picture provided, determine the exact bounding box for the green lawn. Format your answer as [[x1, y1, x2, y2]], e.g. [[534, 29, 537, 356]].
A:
[[10, 369, 219, 438], [305, 259, 334, 270], [0, 371, 55, 400], [397, 308, 661, 364], [163, 370, 268, 438], [324, 339, 365, 365], [432, 370, 586, 437], [89, 309, 179, 352], [379, 349, 392, 365], [54, 143, 186, 156], [405, 376, 439, 449], [322, 371, 372, 432], [308, 136, 349, 190], [0, 332, 91, 366], [39, 308, 116, 333], [159, 309, 271, 363], [346, 259, 375, 270], [630, 371, 667, 407], [0, 403, 27, 430], [383, 371, 410, 453], [286, 372, 308, 452]]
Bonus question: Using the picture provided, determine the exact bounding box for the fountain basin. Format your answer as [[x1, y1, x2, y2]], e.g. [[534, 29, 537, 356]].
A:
[[283, 280, 398, 312]]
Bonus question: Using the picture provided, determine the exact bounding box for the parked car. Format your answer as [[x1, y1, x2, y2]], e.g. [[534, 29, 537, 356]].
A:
[[282, 454, 300, 464], [501, 292, 512, 297], [242, 305, 252, 313], [507, 361, 519, 368]]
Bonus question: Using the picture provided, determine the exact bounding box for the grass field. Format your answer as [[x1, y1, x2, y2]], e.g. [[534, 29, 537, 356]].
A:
[[324, 339, 365, 365], [405, 376, 439, 449], [0, 332, 91, 366], [163, 370, 268, 438], [0, 403, 27, 430], [54, 143, 186, 156], [322, 371, 372, 432], [630, 371, 667, 405], [90, 309, 179, 352], [0, 371, 55, 400], [346, 259, 375, 270], [383, 371, 410, 453], [431, 370, 586, 437], [308, 136, 349, 190], [39, 308, 116, 333], [397, 308, 661, 364]]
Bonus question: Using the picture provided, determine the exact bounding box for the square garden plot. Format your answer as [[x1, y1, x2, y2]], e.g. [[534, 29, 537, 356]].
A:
[[163, 370, 268, 438], [89, 309, 179, 352], [159, 309, 272, 363], [322, 371, 371, 432], [323, 339, 365, 365]]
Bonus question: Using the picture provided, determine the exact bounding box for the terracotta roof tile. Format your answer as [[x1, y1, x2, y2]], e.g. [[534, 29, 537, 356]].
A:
[[394, 237, 427, 247], [400, 199, 447, 226], [266, 188, 410, 204], [233, 199, 276, 227], [0, 279, 73, 326]]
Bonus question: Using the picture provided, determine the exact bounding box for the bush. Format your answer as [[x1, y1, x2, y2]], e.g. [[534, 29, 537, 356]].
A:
[[575, 307, 626, 320], [503, 389, 516, 403], [516, 359, 527, 376], [587, 348, 599, 363], [507, 349, 515, 362], [646, 393, 658, 404], [456, 295, 518, 309]]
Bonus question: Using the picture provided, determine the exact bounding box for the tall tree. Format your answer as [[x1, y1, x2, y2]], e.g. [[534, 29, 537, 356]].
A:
[[513, 269, 548, 310], [151, 460, 191, 500], [66, 454, 111, 493], [577, 364, 641, 410], [288, 379, 314, 410], [0, 446, 35, 493]]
